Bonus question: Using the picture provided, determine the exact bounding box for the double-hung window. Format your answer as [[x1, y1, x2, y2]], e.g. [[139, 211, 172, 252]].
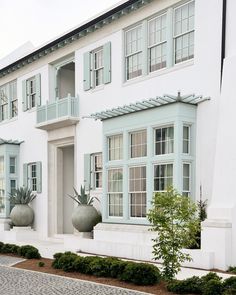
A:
[[93, 48, 104, 87], [9, 80, 17, 118], [108, 168, 123, 217], [155, 126, 174, 155], [92, 153, 103, 189], [174, 1, 195, 64], [130, 130, 147, 158], [125, 25, 142, 80], [28, 77, 36, 109], [183, 125, 190, 153], [22, 74, 41, 111], [148, 13, 167, 72], [154, 164, 173, 192], [129, 166, 146, 218], [124, 1, 194, 81], [0, 85, 8, 121], [108, 134, 123, 161], [28, 163, 37, 192], [182, 163, 191, 196], [23, 161, 42, 193]]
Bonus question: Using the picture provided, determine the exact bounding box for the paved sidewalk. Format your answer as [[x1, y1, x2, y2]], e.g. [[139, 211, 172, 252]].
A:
[[0, 255, 25, 266], [0, 266, 150, 295]]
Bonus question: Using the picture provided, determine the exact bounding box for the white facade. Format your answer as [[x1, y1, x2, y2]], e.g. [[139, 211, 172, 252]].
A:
[[0, 0, 234, 270]]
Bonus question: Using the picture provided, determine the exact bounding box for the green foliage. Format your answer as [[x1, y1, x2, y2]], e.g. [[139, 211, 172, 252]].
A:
[[227, 266, 236, 274], [1, 243, 20, 254], [223, 277, 236, 294], [147, 187, 199, 280], [9, 187, 36, 205], [202, 279, 223, 295], [38, 261, 45, 267], [120, 262, 161, 285], [167, 276, 202, 294], [52, 252, 160, 286], [67, 186, 99, 205], [17, 245, 41, 259]]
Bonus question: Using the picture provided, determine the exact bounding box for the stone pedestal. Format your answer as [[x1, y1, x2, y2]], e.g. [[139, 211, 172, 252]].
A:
[[3, 226, 39, 242], [0, 218, 11, 231]]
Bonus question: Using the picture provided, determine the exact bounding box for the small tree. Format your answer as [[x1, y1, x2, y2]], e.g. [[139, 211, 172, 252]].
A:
[[147, 187, 199, 280]]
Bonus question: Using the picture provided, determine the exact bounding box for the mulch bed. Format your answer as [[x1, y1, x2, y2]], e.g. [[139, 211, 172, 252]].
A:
[[13, 257, 174, 295]]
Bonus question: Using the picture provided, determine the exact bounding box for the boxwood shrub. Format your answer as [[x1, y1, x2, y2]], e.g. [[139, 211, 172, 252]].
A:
[[52, 252, 160, 286], [167, 276, 202, 294], [0, 242, 41, 259]]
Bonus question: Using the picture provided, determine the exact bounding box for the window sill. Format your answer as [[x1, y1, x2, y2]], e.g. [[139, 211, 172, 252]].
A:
[[0, 116, 18, 126], [89, 84, 105, 93], [122, 59, 194, 88]]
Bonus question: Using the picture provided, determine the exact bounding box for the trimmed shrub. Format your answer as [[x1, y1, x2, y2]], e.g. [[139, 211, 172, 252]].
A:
[[120, 262, 161, 285], [106, 258, 126, 278], [201, 279, 223, 295], [52, 252, 64, 269], [0, 242, 4, 251], [18, 245, 41, 259], [56, 252, 78, 272], [74, 256, 99, 275], [227, 266, 236, 274], [167, 276, 202, 294], [1, 243, 20, 254], [223, 277, 236, 295]]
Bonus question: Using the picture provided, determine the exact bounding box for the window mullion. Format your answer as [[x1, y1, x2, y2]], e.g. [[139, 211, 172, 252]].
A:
[[166, 7, 174, 68]]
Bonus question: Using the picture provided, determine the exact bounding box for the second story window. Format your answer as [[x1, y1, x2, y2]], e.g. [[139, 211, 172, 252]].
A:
[[125, 25, 142, 80], [93, 48, 104, 87], [148, 13, 167, 72], [22, 74, 41, 111], [174, 1, 195, 64], [0, 85, 8, 121], [9, 80, 18, 118]]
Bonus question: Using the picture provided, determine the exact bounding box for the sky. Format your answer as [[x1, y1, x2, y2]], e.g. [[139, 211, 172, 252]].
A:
[[0, 0, 121, 60]]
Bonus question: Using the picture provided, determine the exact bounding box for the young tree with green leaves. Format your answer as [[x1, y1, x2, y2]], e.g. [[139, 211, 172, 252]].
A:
[[147, 187, 199, 280]]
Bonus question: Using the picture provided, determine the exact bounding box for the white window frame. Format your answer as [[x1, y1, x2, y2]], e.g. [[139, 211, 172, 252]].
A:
[[0, 85, 8, 121], [9, 156, 17, 175], [125, 24, 143, 81], [28, 163, 37, 192], [92, 47, 104, 88], [129, 165, 147, 218], [27, 77, 36, 109], [173, 0, 195, 64], [9, 80, 17, 118], [148, 12, 167, 73], [91, 153, 103, 189]]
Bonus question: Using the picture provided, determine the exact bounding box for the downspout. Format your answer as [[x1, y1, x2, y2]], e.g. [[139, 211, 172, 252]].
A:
[[220, 0, 227, 87]]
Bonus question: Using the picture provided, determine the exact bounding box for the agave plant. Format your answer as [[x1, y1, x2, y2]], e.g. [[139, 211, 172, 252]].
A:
[[67, 186, 98, 205], [9, 187, 37, 205]]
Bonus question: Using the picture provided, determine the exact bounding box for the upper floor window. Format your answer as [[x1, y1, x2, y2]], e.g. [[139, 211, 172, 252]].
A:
[[148, 13, 167, 72], [130, 130, 147, 158], [9, 80, 18, 118], [83, 42, 111, 91], [174, 1, 194, 64], [0, 85, 8, 121], [9, 157, 16, 174], [155, 126, 174, 155], [22, 74, 41, 111], [124, 1, 195, 81], [0, 156, 4, 175], [108, 134, 123, 161], [183, 125, 190, 153], [93, 48, 104, 87], [125, 25, 142, 80]]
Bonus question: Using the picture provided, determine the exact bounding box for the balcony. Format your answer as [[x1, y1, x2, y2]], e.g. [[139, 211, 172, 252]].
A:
[[36, 95, 79, 130]]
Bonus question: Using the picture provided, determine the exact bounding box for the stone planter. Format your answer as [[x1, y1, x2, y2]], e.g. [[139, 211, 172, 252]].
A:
[[72, 205, 100, 232], [10, 204, 34, 226]]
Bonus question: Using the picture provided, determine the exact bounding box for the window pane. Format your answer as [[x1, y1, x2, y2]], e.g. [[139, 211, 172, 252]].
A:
[[130, 130, 147, 158], [183, 163, 190, 196], [154, 164, 173, 192], [183, 126, 190, 153], [108, 135, 123, 161], [0, 157, 4, 174], [155, 126, 174, 155]]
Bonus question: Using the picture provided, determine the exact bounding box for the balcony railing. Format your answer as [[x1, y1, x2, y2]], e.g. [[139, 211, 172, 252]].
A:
[[36, 95, 79, 130]]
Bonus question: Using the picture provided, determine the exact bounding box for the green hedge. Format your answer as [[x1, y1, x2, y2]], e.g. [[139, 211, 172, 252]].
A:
[[0, 242, 41, 259], [52, 252, 161, 286], [167, 272, 236, 295]]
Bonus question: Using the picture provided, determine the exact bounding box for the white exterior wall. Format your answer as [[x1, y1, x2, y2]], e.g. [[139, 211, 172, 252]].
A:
[[0, 0, 229, 268]]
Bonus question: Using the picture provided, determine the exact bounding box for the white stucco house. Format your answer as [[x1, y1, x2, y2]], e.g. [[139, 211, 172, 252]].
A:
[[0, 0, 235, 270]]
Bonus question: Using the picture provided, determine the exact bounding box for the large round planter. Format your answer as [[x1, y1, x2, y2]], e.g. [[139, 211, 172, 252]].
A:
[[10, 204, 34, 226], [72, 205, 100, 232]]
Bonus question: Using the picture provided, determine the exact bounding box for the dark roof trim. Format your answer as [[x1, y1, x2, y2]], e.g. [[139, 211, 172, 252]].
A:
[[0, 139, 23, 145], [0, 0, 151, 77]]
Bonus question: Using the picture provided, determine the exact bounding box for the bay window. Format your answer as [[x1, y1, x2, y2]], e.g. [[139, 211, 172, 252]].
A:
[[108, 168, 123, 217]]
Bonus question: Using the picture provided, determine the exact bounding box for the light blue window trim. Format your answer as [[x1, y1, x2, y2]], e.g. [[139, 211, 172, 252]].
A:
[[102, 103, 196, 225]]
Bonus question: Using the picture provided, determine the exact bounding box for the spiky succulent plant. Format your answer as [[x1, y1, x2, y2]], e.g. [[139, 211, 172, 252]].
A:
[[9, 187, 37, 205], [67, 186, 98, 205]]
